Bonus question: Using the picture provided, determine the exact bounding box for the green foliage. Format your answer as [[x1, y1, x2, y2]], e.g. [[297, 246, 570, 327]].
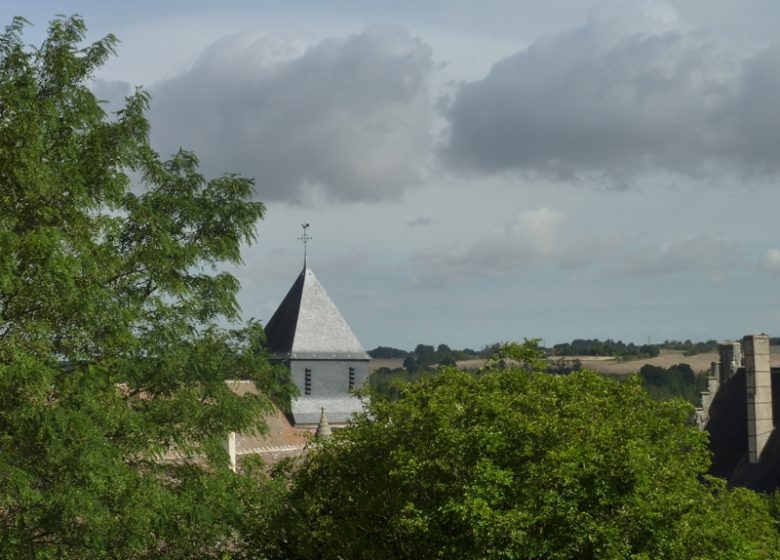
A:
[[370, 341, 485, 400], [402, 355, 420, 373], [0, 16, 289, 558], [402, 343, 466, 372], [658, 339, 719, 355], [551, 338, 659, 359], [369, 343, 483, 371], [369, 366, 434, 400], [414, 344, 436, 362], [552, 338, 721, 359], [546, 357, 583, 375], [367, 346, 410, 359], [271, 349, 780, 559], [487, 338, 547, 371], [639, 363, 707, 406]]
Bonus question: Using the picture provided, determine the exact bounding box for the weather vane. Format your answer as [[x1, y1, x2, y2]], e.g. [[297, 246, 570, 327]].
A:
[[298, 223, 311, 261]]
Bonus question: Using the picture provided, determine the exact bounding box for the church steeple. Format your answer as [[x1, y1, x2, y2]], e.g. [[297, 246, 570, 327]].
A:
[[264, 228, 371, 426], [264, 236, 369, 361]]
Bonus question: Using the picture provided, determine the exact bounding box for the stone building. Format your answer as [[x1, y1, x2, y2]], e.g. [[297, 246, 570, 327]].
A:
[[264, 260, 370, 426], [699, 334, 780, 491]]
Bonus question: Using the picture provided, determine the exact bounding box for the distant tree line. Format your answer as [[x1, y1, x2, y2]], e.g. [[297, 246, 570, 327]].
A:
[[366, 346, 411, 359], [551, 338, 726, 358], [403, 344, 458, 371], [371, 337, 731, 372], [369, 344, 485, 399], [368, 343, 484, 370], [551, 339, 659, 358], [658, 339, 719, 355]]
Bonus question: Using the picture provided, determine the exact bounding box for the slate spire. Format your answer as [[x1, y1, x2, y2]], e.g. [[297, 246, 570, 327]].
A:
[[265, 264, 369, 361]]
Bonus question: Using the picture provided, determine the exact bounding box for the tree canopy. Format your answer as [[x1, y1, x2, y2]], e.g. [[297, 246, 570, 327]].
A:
[[272, 355, 780, 559], [639, 363, 707, 406], [0, 16, 290, 558]]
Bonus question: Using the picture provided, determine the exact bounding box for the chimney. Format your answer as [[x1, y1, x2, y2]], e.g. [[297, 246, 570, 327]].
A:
[[224, 431, 237, 472], [743, 334, 773, 464], [718, 341, 742, 383]]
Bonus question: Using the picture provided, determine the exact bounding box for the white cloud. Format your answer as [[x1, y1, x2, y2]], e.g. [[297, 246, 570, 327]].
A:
[[90, 79, 133, 115], [412, 205, 748, 286], [512, 206, 563, 255], [411, 207, 568, 285], [764, 249, 780, 273], [147, 26, 435, 204]]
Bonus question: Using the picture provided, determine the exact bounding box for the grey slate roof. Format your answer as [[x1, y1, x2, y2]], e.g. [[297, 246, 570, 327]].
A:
[[266, 263, 370, 361]]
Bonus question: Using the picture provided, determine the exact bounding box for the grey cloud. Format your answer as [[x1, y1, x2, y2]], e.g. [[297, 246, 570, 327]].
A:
[[726, 46, 780, 173], [442, 3, 780, 183], [407, 216, 436, 227], [148, 26, 434, 204]]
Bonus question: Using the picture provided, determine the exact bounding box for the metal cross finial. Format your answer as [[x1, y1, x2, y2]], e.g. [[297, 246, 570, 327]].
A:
[[298, 223, 311, 262]]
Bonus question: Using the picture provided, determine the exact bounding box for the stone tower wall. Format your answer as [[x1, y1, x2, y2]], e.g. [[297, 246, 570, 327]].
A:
[[289, 359, 369, 398], [744, 334, 773, 464], [718, 341, 742, 383]]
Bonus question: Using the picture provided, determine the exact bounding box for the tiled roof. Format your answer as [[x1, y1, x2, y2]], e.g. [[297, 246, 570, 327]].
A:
[[265, 264, 370, 360]]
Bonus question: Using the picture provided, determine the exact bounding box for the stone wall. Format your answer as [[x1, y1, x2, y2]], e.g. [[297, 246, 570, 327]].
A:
[[289, 358, 369, 397], [288, 358, 370, 424], [744, 334, 773, 464]]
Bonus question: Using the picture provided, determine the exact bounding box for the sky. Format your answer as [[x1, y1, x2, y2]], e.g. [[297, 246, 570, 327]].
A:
[[4, 1, 780, 350]]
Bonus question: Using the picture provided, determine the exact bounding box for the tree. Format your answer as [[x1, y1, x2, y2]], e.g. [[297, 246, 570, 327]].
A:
[[0, 16, 290, 558], [639, 363, 705, 405], [367, 346, 410, 359], [270, 355, 780, 559], [437, 354, 457, 367], [402, 355, 419, 373], [487, 338, 547, 371], [413, 344, 436, 367]]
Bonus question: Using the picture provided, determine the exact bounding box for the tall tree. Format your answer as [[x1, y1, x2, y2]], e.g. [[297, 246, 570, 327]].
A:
[[0, 16, 289, 558], [271, 353, 780, 559]]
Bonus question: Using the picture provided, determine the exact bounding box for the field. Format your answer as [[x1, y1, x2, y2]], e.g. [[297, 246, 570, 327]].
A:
[[369, 358, 406, 372], [574, 350, 718, 376], [578, 348, 780, 376]]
